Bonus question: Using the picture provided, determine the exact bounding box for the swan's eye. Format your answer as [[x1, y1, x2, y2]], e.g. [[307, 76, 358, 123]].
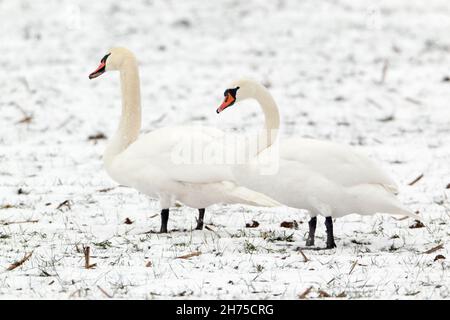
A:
[[223, 89, 229, 97]]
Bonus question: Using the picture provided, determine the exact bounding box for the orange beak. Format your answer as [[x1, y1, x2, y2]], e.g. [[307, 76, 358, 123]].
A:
[[89, 61, 106, 79], [216, 93, 236, 113]]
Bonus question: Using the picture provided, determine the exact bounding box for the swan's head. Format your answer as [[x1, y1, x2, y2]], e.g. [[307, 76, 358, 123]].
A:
[[89, 47, 136, 79], [216, 78, 257, 113]]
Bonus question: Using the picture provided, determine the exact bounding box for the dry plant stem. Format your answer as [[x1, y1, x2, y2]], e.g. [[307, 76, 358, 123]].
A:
[[0, 219, 39, 226], [97, 285, 113, 298], [349, 260, 358, 275], [176, 251, 202, 259], [424, 244, 444, 254], [298, 249, 309, 262], [83, 246, 97, 269], [7, 252, 33, 271], [319, 290, 330, 298], [408, 174, 424, 186], [298, 286, 313, 299], [56, 200, 71, 210]]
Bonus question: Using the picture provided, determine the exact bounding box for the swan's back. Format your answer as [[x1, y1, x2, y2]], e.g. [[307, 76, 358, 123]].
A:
[[107, 125, 281, 209], [114, 126, 235, 184], [279, 137, 398, 192]]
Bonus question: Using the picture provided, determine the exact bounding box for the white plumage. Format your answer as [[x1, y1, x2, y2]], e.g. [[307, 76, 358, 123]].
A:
[[217, 78, 419, 248], [89, 48, 280, 232]]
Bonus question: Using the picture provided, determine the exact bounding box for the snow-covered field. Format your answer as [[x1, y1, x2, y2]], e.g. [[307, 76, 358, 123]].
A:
[[0, 0, 449, 299]]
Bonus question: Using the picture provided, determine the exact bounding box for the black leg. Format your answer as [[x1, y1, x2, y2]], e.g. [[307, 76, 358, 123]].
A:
[[306, 216, 317, 246], [196, 208, 205, 230], [325, 217, 337, 249], [160, 209, 169, 233]]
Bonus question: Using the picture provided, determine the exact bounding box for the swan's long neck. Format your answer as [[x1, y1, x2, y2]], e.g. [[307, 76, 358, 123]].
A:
[[104, 59, 142, 170], [253, 83, 280, 153]]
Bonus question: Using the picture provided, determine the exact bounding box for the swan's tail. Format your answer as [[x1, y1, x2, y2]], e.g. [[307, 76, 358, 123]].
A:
[[382, 183, 399, 195], [228, 185, 282, 207], [387, 206, 421, 220], [216, 181, 282, 207], [348, 184, 421, 220]]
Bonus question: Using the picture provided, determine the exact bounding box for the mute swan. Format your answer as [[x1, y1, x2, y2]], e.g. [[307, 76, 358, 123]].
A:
[[88, 48, 280, 233], [215, 78, 419, 249]]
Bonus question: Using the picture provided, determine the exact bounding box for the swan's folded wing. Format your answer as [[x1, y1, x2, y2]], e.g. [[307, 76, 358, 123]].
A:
[[181, 181, 281, 207], [123, 126, 237, 184], [166, 162, 235, 184], [224, 183, 281, 207], [280, 137, 398, 190]]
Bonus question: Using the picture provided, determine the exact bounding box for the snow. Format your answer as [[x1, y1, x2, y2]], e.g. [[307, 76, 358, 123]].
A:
[[0, 0, 449, 299]]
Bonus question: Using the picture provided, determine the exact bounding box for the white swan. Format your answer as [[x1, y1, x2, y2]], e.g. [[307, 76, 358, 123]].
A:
[[88, 48, 280, 232], [216, 78, 420, 248]]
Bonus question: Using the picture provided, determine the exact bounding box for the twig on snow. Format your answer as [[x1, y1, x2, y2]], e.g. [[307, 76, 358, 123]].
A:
[[7, 251, 33, 271], [56, 200, 72, 211], [298, 286, 313, 299], [83, 246, 97, 269], [97, 285, 113, 298], [176, 251, 202, 259], [0, 219, 38, 226], [318, 290, 331, 298], [424, 244, 443, 254], [408, 174, 424, 186], [298, 249, 309, 262], [97, 187, 116, 193], [349, 260, 358, 275]]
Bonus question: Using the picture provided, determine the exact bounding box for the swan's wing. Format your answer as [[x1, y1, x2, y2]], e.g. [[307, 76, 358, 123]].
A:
[[120, 126, 236, 183], [116, 126, 281, 207], [180, 181, 281, 207], [280, 137, 398, 192]]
